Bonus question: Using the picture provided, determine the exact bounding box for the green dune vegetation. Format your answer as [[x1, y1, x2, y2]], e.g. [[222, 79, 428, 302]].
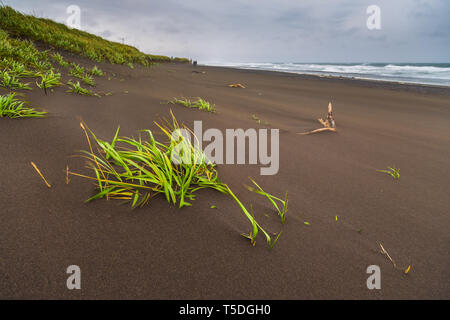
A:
[[0, 92, 46, 118], [0, 5, 188, 117], [69, 111, 286, 248]]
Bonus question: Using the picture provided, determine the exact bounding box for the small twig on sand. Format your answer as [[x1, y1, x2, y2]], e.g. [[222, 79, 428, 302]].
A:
[[298, 102, 337, 135], [379, 242, 412, 274], [31, 161, 51, 188], [379, 243, 397, 268]]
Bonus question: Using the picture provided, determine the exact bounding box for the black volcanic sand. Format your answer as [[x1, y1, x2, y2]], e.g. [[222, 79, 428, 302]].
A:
[[1, 60, 449, 299]]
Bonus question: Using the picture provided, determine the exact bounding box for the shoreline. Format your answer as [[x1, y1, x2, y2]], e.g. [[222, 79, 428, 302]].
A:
[[200, 64, 450, 96]]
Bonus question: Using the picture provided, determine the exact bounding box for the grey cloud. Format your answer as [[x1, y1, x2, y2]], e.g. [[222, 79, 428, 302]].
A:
[[5, 0, 450, 62]]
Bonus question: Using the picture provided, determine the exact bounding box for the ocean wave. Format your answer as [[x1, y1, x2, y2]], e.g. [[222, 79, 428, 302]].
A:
[[204, 62, 450, 86]]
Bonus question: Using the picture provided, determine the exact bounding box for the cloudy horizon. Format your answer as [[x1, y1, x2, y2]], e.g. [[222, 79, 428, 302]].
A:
[[5, 0, 450, 63]]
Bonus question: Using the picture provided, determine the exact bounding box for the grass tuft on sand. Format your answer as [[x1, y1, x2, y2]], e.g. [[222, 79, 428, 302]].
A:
[[36, 70, 61, 92], [67, 81, 96, 96], [0, 92, 46, 118], [167, 97, 216, 113], [70, 111, 284, 248]]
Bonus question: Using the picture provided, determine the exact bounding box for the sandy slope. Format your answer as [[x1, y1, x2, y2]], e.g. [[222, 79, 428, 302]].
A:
[[0, 60, 449, 299]]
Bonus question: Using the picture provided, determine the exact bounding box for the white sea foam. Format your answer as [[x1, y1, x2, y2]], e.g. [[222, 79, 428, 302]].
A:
[[204, 62, 450, 86]]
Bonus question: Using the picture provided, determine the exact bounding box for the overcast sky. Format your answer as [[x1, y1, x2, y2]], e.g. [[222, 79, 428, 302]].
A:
[[6, 0, 450, 63]]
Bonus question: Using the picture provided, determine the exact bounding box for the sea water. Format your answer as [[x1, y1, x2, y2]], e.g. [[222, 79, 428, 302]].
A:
[[205, 62, 450, 87]]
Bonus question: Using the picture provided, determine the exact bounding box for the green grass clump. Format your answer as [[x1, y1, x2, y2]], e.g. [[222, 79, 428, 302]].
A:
[[377, 167, 400, 180], [81, 74, 95, 86], [69, 111, 282, 248], [90, 66, 104, 77], [168, 97, 216, 113], [72, 112, 228, 208], [36, 70, 61, 93], [31, 59, 52, 71], [0, 92, 46, 118], [195, 98, 215, 112], [0, 71, 32, 90], [7, 61, 35, 77], [67, 81, 95, 96], [51, 52, 69, 67], [69, 63, 85, 78], [69, 64, 95, 86], [0, 57, 14, 69], [168, 97, 191, 107]]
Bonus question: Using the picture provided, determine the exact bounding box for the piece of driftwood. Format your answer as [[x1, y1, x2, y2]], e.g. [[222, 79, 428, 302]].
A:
[[298, 102, 337, 135], [228, 83, 246, 88], [192, 70, 206, 74], [318, 102, 336, 128], [299, 127, 337, 135]]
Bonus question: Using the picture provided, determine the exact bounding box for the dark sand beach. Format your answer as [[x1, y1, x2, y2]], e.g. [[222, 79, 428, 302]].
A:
[[1, 60, 449, 299]]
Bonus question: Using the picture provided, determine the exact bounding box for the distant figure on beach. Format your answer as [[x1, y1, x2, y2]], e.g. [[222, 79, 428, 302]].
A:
[[193, 60, 197, 67]]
